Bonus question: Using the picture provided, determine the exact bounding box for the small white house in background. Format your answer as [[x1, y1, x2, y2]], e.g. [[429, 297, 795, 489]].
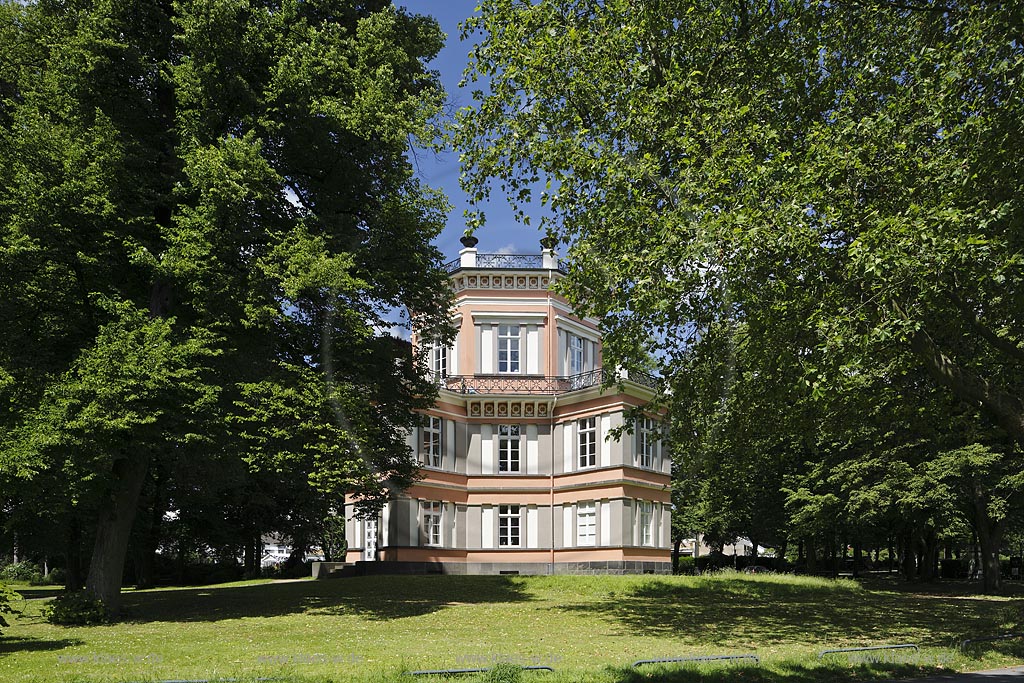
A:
[[683, 534, 773, 558], [260, 534, 290, 568], [259, 534, 324, 568]]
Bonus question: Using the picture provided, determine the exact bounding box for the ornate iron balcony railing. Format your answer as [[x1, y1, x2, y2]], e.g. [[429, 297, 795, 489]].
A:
[[442, 253, 566, 274], [437, 369, 659, 395], [476, 253, 545, 269]]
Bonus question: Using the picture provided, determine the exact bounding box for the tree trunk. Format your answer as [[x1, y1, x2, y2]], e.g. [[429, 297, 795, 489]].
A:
[[974, 507, 1004, 593], [65, 518, 84, 591], [919, 527, 939, 582], [132, 470, 166, 589], [243, 534, 259, 576], [672, 539, 681, 573], [176, 535, 188, 585], [900, 531, 916, 581], [85, 451, 151, 616], [852, 540, 862, 579]]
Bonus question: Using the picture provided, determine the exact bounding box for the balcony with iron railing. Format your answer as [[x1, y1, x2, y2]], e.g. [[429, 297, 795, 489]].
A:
[[436, 368, 659, 396], [443, 235, 565, 274]]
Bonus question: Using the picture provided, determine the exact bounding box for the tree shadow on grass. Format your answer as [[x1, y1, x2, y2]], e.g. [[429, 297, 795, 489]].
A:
[[599, 661, 972, 683], [0, 636, 83, 654], [119, 575, 533, 625], [553, 577, 1023, 650], [10, 587, 63, 600]]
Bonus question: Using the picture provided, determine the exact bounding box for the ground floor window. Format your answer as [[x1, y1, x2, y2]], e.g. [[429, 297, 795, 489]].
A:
[[577, 502, 596, 546], [421, 501, 442, 546], [498, 505, 520, 547], [638, 501, 654, 546]]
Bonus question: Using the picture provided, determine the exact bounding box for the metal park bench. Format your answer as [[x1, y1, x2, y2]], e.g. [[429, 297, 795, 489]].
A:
[[818, 644, 919, 660], [631, 654, 760, 668], [407, 666, 554, 676]]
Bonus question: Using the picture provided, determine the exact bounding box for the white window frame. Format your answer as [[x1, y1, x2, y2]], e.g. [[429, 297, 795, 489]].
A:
[[421, 501, 442, 546], [568, 333, 584, 375], [498, 505, 521, 547], [497, 324, 521, 374], [578, 417, 597, 469], [576, 502, 596, 546], [422, 416, 442, 468], [638, 417, 656, 469], [498, 424, 521, 473], [639, 501, 654, 546], [430, 342, 447, 379]]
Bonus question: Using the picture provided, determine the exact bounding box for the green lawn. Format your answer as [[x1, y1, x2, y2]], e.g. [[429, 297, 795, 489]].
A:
[[1, 572, 1022, 683]]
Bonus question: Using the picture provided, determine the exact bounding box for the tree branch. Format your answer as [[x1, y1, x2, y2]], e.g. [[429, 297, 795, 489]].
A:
[[947, 289, 1024, 364], [909, 326, 1024, 444]]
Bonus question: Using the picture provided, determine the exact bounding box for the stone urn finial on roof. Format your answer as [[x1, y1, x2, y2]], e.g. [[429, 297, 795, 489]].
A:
[[540, 235, 558, 250], [460, 234, 479, 249]]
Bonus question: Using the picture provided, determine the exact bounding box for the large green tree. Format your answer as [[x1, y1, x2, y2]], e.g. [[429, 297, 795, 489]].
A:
[[458, 0, 1024, 590], [0, 0, 451, 614]]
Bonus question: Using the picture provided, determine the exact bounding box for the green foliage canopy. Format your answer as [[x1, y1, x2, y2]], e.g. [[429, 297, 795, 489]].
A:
[[457, 0, 1024, 589], [0, 0, 452, 610]]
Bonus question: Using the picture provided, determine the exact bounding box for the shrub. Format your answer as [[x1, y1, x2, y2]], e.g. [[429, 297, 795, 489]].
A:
[[695, 555, 731, 573], [0, 561, 43, 583], [29, 568, 66, 586], [0, 583, 20, 635], [42, 591, 108, 626], [675, 556, 697, 575]]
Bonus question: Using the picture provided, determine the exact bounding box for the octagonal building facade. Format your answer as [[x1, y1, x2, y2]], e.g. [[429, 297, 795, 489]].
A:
[[344, 241, 671, 575]]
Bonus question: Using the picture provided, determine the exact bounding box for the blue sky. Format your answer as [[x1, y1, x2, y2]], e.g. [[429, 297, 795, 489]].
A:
[[397, 1, 550, 260]]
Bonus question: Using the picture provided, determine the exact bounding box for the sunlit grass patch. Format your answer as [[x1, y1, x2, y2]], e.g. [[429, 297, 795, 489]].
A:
[[1, 573, 1021, 682]]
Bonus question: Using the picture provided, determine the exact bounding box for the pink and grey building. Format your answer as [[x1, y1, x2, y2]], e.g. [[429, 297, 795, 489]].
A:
[[344, 239, 671, 574]]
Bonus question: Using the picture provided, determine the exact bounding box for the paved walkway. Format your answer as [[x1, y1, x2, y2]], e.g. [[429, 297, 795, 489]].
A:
[[891, 667, 1024, 682]]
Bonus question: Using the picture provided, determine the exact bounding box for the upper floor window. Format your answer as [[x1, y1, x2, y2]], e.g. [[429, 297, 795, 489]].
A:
[[497, 324, 520, 373], [578, 417, 597, 469], [498, 505, 521, 547], [498, 424, 521, 473], [421, 501, 442, 546], [577, 502, 596, 546], [429, 342, 447, 378], [569, 334, 584, 375], [638, 417, 657, 469], [421, 416, 442, 468]]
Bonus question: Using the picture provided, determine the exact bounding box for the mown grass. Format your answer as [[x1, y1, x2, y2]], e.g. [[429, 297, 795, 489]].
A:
[[1, 571, 1021, 682]]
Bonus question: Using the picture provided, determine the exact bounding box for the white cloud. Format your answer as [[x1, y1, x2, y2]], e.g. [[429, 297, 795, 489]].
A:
[[385, 324, 411, 341], [495, 243, 518, 255], [372, 321, 411, 341]]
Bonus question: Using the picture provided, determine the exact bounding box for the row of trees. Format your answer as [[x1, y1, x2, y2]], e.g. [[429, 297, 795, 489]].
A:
[[0, 0, 453, 614], [457, 0, 1024, 591]]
